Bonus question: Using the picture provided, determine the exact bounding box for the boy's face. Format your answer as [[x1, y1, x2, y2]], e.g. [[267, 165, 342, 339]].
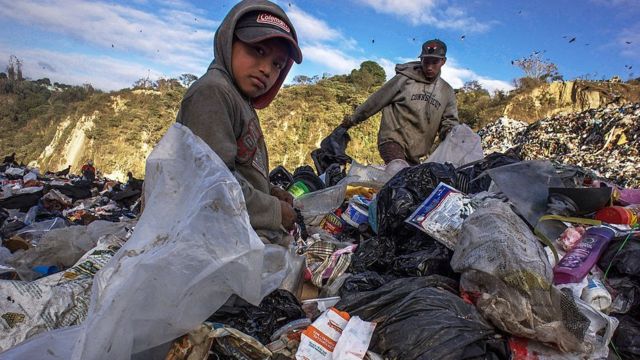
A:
[[421, 57, 446, 80], [231, 38, 289, 98]]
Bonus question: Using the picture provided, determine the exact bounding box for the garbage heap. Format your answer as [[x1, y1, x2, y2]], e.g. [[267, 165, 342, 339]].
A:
[[0, 160, 142, 281], [1, 122, 639, 360], [480, 102, 640, 188]]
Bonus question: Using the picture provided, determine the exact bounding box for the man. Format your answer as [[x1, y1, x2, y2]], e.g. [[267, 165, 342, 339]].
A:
[[340, 39, 459, 165]]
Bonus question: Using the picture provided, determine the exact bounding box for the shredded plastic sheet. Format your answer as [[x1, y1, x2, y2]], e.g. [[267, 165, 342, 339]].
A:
[[427, 124, 484, 167], [0, 123, 265, 359]]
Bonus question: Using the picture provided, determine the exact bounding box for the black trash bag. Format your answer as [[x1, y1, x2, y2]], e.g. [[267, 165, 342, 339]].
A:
[[612, 315, 640, 359], [608, 277, 640, 317], [47, 182, 92, 202], [323, 163, 346, 187], [0, 191, 43, 212], [392, 247, 455, 278], [269, 165, 294, 189], [0, 207, 8, 227], [455, 152, 521, 194], [339, 271, 397, 297], [207, 289, 306, 345], [348, 236, 395, 274], [0, 219, 26, 240], [598, 234, 640, 278], [376, 162, 458, 240], [310, 126, 351, 175], [336, 276, 509, 360]]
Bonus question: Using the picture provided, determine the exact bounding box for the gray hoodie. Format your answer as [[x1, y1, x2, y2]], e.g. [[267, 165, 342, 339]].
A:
[[346, 61, 459, 164], [176, 0, 299, 242]]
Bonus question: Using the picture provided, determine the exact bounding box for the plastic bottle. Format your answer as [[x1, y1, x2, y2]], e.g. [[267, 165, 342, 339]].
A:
[[553, 226, 616, 285], [581, 276, 612, 311]]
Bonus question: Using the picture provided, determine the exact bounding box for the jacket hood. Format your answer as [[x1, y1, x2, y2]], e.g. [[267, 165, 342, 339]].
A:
[[395, 61, 439, 84], [211, 0, 300, 109]]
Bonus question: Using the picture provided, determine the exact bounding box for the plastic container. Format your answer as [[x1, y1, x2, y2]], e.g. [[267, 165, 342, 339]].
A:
[[341, 202, 369, 227], [581, 277, 612, 311], [287, 169, 325, 199], [553, 226, 616, 285], [594, 206, 637, 225]]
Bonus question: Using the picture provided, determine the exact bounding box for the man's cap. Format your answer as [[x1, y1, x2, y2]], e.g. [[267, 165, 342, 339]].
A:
[[235, 11, 302, 64], [419, 39, 447, 59]]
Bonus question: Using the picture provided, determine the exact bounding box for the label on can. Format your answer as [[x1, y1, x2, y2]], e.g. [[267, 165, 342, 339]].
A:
[[320, 212, 344, 235]]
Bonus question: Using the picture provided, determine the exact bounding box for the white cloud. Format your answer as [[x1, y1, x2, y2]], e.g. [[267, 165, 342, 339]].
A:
[[301, 44, 360, 74], [441, 58, 514, 93], [286, 5, 341, 42], [0, 0, 216, 74], [356, 0, 492, 32], [0, 45, 164, 90]]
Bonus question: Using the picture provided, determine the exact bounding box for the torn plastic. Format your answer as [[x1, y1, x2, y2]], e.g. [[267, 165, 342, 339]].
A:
[[0, 123, 265, 359], [451, 199, 592, 354], [427, 124, 484, 167]]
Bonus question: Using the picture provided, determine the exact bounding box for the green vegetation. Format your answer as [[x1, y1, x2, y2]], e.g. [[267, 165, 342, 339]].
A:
[[1, 55, 638, 178]]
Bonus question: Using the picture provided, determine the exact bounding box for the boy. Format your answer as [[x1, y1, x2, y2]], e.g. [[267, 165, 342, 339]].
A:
[[340, 39, 459, 165], [176, 0, 302, 245]]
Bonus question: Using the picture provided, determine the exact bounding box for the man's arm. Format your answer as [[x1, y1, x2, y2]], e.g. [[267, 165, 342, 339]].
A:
[[438, 87, 460, 140], [342, 75, 403, 128]]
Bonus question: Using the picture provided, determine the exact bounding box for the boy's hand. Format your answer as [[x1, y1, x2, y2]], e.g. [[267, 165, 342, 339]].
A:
[[280, 201, 296, 231], [271, 187, 294, 205]]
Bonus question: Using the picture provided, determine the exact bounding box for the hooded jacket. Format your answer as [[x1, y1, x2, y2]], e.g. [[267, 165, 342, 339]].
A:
[[176, 0, 299, 242], [346, 61, 459, 164]]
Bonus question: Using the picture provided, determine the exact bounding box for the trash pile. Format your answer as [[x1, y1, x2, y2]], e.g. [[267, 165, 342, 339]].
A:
[[0, 159, 141, 280], [480, 102, 640, 188], [1, 121, 639, 360]]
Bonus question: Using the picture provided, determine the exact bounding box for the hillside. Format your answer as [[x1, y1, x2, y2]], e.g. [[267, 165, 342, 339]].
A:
[[1, 75, 639, 182]]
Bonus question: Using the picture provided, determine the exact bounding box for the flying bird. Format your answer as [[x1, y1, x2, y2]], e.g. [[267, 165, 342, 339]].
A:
[[625, 41, 632, 44], [569, 37, 576, 43], [111, 44, 114, 48], [288, 2, 292, 7], [460, 35, 466, 41], [371, 39, 375, 44]]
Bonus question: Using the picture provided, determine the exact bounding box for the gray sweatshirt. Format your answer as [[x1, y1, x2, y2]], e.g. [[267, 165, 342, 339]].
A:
[[346, 61, 459, 164], [176, 0, 299, 241]]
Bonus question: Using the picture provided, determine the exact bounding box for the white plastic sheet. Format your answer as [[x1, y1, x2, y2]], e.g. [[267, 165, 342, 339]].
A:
[[427, 124, 484, 167], [0, 123, 265, 359]]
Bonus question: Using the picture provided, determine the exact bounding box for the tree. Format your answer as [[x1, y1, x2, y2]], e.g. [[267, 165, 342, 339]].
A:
[[179, 73, 198, 87], [349, 61, 386, 90], [512, 53, 559, 82], [293, 75, 311, 85], [132, 77, 155, 89]]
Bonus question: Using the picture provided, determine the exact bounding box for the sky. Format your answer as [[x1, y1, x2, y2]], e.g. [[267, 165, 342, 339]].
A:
[[0, 0, 638, 93]]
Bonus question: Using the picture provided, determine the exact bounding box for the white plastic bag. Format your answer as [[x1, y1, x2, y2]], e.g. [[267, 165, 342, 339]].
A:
[[0, 123, 265, 359], [427, 124, 483, 167], [333, 316, 376, 360]]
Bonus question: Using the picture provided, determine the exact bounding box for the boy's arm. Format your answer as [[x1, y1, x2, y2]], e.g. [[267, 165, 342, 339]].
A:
[[177, 86, 282, 231], [342, 75, 403, 128], [438, 88, 460, 140]]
